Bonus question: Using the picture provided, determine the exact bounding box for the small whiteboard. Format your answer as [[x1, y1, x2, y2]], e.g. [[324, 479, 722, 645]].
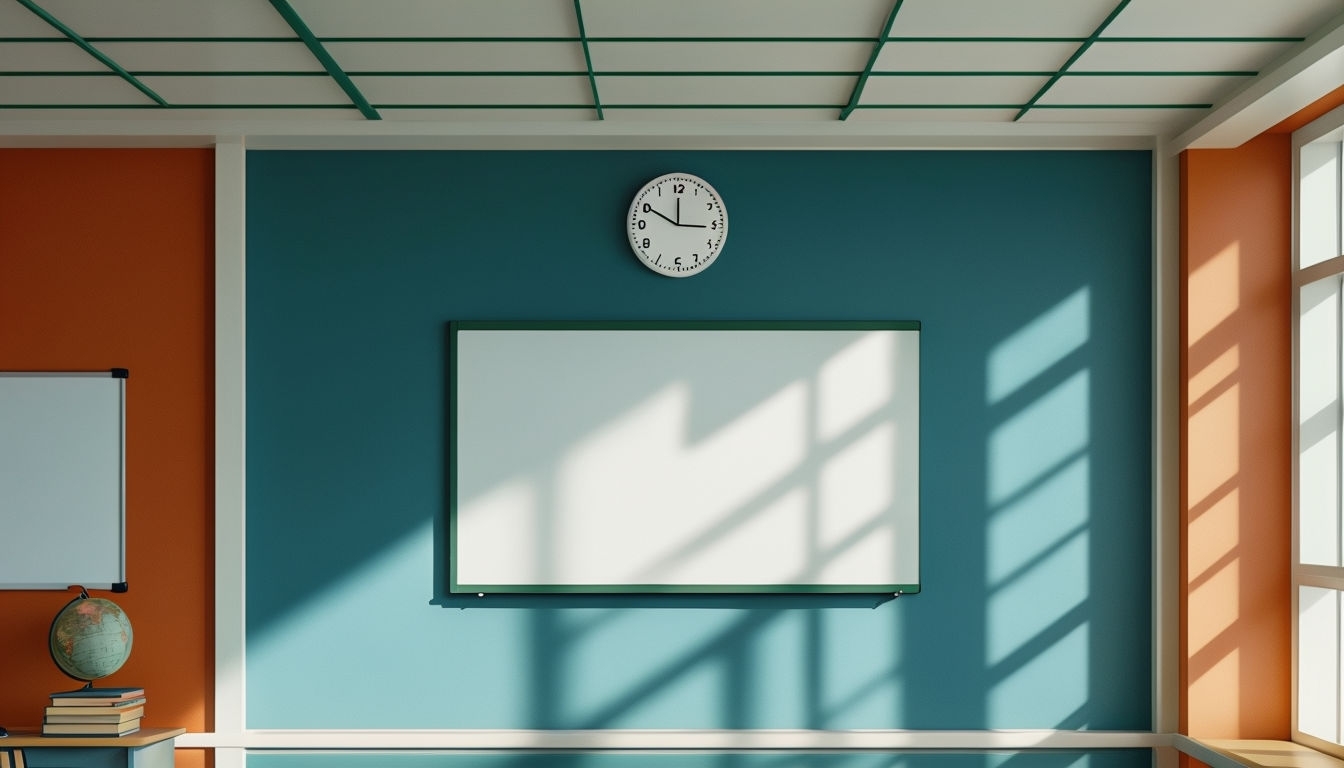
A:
[[0, 371, 128, 591], [449, 323, 919, 594]]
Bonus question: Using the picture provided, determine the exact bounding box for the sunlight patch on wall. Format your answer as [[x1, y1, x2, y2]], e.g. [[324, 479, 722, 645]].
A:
[[1188, 244, 1239, 345], [987, 457, 1088, 583], [988, 623, 1090, 726], [1187, 346, 1239, 405], [1187, 383, 1240, 505], [986, 289, 1089, 405], [987, 371, 1090, 506], [984, 288, 1092, 725], [1187, 487, 1239, 577], [1188, 558, 1240, 653]]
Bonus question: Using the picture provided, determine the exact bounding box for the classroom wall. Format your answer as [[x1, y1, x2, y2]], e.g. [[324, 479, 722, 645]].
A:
[[0, 149, 213, 768], [243, 150, 1154, 737], [1179, 135, 1293, 740]]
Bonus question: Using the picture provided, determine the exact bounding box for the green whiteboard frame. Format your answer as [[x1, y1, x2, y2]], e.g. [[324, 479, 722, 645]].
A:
[[448, 320, 920, 595]]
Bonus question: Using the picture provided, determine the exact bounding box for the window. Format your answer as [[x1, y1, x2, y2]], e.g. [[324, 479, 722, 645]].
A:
[[1295, 114, 1344, 756]]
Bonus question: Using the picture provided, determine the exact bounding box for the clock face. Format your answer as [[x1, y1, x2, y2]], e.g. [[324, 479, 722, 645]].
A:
[[627, 172, 728, 277]]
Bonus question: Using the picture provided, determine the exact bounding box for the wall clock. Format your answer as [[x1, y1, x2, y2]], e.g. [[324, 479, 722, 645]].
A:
[[627, 172, 728, 277]]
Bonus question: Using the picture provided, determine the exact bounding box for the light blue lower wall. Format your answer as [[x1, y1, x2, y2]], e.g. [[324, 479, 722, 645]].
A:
[[244, 150, 1152, 731]]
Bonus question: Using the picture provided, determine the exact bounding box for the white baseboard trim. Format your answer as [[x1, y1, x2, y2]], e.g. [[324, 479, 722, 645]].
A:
[[173, 729, 1169, 751]]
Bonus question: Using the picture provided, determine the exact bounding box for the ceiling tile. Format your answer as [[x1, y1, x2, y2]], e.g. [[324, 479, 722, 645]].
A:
[[289, 0, 577, 37], [889, 0, 1120, 37], [352, 74, 593, 105], [0, 107, 363, 120], [0, 74, 153, 104], [848, 106, 1016, 121], [581, 0, 893, 38], [604, 107, 839, 121], [590, 42, 872, 72], [874, 41, 1077, 72], [139, 74, 352, 105], [0, 42, 98, 71], [1037, 73, 1235, 105], [0, 3, 65, 37], [99, 42, 321, 72], [1103, 0, 1343, 38], [1019, 105, 1205, 131], [859, 74, 1045, 105], [33, 0, 294, 37], [326, 42, 588, 72], [379, 107, 596, 121], [599, 75, 851, 106], [1074, 40, 1297, 72]]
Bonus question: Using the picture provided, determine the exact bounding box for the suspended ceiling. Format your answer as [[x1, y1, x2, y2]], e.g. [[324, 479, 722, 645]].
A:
[[2, 0, 1344, 148]]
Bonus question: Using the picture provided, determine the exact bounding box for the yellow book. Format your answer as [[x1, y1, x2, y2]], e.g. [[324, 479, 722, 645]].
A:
[[10, 749, 21, 768], [1, 748, 12, 768]]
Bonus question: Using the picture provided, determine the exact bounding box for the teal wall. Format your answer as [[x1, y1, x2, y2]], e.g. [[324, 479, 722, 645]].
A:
[[244, 149, 1152, 731]]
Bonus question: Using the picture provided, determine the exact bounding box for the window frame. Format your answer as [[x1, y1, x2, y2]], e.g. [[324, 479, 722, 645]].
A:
[[1293, 104, 1344, 759]]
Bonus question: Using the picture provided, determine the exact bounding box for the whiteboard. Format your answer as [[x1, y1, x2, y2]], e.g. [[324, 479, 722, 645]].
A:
[[450, 323, 919, 594], [0, 371, 128, 591]]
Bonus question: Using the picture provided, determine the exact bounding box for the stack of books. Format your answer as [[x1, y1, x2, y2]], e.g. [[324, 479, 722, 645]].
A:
[[42, 687, 145, 736]]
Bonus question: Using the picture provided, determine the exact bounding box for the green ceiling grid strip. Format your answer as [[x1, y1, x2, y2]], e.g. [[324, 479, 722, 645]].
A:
[[838, 0, 905, 121], [0, 35, 1307, 44], [0, 70, 1260, 78], [0, 102, 1214, 111], [1014, 0, 1132, 121], [572, 0, 603, 119], [11, 0, 167, 107], [266, 0, 379, 120]]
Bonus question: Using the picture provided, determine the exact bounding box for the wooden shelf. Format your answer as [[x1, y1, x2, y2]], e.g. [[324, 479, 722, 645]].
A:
[[0, 726, 184, 748]]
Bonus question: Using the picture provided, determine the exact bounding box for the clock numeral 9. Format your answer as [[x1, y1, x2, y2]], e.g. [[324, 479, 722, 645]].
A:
[[642, 237, 650, 249]]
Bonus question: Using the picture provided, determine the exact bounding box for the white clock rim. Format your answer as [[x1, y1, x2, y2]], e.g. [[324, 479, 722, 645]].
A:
[[627, 172, 728, 278]]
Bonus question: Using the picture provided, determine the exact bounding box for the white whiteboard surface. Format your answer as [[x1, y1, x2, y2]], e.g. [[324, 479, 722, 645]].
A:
[[0, 372, 127, 591], [450, 324, 919, 593]]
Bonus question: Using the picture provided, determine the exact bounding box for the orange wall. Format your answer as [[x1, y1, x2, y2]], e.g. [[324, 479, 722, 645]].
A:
[[0, 149, 213, 767], [1179, 135, 1292, 739]]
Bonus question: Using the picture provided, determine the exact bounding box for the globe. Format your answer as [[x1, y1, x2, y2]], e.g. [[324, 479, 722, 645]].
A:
[[48, 596, 134, 683]]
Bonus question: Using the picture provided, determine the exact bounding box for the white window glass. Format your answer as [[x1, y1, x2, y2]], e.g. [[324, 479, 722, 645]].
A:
[[1301, 142, 1341, 269], [1299, 586, 1342, 743], [1300, 276, 1342, 567]]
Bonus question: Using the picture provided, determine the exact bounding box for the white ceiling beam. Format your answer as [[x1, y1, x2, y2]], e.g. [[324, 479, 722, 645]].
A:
[[1171, 8, 1344, 151]]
